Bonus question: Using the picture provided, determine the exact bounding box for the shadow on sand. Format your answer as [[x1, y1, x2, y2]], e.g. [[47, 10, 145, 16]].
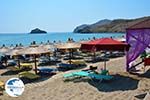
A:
[[20, 74, 54, 84], [63, 73, 139, 92], [88, 74, 139, 92], [1, 70, 19, 76]]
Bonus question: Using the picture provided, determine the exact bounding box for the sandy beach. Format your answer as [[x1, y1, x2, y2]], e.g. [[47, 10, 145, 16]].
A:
[[0, 56, 150, 100], [0, 0, 150, 99]]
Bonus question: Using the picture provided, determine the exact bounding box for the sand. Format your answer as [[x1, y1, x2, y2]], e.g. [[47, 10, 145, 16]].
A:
[[0, 56, 150, 100]]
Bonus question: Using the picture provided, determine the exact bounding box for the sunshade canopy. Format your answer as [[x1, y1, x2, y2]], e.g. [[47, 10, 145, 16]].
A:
[[81, 38, 129, 51], [17, 46, 50, 55], [0, 47, 11, 54], [5, 46, 24, 56], [56, 42, 81, 50], [39, 44, 56, 52], [5, 49, 21, 56]]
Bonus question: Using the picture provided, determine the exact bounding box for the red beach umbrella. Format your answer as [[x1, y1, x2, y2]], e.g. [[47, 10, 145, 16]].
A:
[[81, 38, 130, 69], [81, 38, 129, 51]]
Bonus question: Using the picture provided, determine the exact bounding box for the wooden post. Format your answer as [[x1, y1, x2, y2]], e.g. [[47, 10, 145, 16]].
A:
[[93, 51, 96, 60], [69, 49, 72, 64], [18, 59, 21, 69], [34, 55, 37, 74], [104, 61, 106, 70]]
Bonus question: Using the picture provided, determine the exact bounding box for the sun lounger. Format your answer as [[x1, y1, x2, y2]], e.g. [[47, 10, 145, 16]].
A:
[[50, 57, 61, 63], [19, 71, 40, 83], [7, 60, 17, 66], [37, 67, 57, 75], [58, 63, 77, 70], [63, 70, 92, 78], [20, 63, 32, 67], [0, 63, 6, 69], [72, 60, 86, 67], [63, 70, 113, 82]]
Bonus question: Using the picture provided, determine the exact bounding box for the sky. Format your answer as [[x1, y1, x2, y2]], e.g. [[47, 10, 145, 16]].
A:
[[0, 0, 150, 33]]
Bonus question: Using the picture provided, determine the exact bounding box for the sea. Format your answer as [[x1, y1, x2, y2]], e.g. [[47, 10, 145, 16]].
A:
[[0, 32, 125, 46]]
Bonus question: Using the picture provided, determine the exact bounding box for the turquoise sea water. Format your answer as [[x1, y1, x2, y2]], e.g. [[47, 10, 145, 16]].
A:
[[0, 32, 124, 46]]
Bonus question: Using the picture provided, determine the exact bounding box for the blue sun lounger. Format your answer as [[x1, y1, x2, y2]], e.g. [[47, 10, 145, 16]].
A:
[[63, 71, 91, 78], [58, 63, 77, 70], [63, 70, 113, 82]]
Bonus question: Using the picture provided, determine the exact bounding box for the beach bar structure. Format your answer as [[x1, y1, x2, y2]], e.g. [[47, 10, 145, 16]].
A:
[[126, 19, 150, 71]]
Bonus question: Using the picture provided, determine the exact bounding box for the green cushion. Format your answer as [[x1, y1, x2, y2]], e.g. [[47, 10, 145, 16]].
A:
[[19, 71, 40, 79], [100, 70, 109, 75]]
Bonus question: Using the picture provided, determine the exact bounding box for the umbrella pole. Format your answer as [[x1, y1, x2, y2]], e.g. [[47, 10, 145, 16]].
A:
[[34, 55, 37, 74], [4, 59, 7, 66], [18, 59, 21, 69], [104, 61, 106, 70], [48, 53, 51, 61], [17, 56, 21, 69], [71, 49, 73, 59], [69, 49, 72, 64], [93, 51, 96, 60], [103, 52, 107, 70], [4, 56, 7, 66]]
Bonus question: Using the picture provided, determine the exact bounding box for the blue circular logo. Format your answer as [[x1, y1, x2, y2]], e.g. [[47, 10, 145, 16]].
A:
[[5, 78, 25, 97]]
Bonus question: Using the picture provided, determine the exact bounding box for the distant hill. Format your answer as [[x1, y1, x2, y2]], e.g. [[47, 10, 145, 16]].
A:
[[30, 28, 47, 34], [73, 16, 150, 33]]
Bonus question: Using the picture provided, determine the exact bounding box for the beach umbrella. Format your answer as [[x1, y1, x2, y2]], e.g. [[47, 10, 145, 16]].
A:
[[39, 44, 56, 60], [0, 46, 11, 54], [56, 42, 81, 64], [56, 42, 81, 50], [81, 38, 130, 69], [0, 52, 5, 61], [5, 47, 23, 56], [17, 45, 50, 74], [81, 38, 129, 51], [0, 46, 12, 66], [39, 44, 56, 52], [5, 46, 24, 68]]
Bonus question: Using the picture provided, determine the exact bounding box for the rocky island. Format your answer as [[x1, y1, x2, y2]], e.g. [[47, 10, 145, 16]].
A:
[[73, 16, 150, 33], [30, 28, 47, 34]]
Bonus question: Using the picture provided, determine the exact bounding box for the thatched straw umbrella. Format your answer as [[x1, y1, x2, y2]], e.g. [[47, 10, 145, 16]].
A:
[[0, 46, 11, 54], [0, 46, 12, 66], [56, 42, 81, 64], [39, 44, 56, 51], [39, 44, 56, 60], [17, 45, 50, 74], [5, 46, 24, 68]]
